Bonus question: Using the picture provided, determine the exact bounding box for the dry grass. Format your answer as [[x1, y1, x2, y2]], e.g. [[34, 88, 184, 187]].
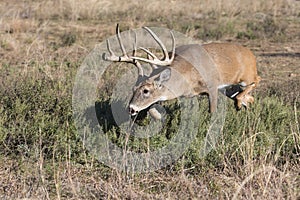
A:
[[0, 0, 300, 199]]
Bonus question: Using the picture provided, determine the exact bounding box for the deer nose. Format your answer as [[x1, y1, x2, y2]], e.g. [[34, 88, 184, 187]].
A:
[[129, 105, 139, 116]]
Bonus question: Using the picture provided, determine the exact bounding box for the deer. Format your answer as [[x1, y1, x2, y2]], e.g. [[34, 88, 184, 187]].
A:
[[103, 25, 261, 120]]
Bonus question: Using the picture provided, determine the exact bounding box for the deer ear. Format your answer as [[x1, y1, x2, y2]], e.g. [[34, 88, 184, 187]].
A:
[[159, 68, 171, 82], [154, 68, 171, 88]]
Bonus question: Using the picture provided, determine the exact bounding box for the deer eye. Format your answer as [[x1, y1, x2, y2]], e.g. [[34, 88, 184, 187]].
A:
[[143, 89, 149, 95]]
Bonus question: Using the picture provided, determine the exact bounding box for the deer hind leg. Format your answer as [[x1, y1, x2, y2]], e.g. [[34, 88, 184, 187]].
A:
[[236, 79, 259, 110]]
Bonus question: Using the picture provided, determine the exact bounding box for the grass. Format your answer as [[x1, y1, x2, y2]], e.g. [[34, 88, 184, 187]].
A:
[[0, 0, 300, 199]]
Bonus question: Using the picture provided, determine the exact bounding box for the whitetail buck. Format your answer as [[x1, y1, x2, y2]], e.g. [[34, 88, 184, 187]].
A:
[[103, 25, 261, 119]]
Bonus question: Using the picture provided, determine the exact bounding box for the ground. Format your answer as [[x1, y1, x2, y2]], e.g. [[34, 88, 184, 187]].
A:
[[0, 0, 299, 199]]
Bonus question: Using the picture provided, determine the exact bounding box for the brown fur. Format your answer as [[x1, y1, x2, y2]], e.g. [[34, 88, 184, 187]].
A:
[[129, 43, 261, 114]]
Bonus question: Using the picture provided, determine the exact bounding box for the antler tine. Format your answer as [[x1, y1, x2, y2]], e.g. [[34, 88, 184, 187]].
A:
[[103, 39, 119, 61], [143, 27, 169, 60], [131, 29, 144, 77], [106, 39, 113, 56], [116, 24, 128, 58], [131, 27, 175, 66], [142, 47, 159, 69], [132, 30, 137, 57], [139, 47, 159, 60], [169, 31, 176, 62]]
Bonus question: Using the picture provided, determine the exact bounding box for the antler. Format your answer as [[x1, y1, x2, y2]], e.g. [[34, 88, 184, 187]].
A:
[[132, 27, 176, 66], [103, 25, 176, 77], [103, 24, 144, 77]]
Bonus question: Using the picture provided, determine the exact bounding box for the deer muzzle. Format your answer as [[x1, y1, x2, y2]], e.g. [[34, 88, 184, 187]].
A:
[[129, 104, 139, 116]]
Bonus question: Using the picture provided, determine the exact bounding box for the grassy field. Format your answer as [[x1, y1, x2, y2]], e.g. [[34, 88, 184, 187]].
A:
[[0, 0, 299, 199]]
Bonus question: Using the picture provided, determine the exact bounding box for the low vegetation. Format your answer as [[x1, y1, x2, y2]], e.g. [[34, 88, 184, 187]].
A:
[[0, 0, 299, 199]]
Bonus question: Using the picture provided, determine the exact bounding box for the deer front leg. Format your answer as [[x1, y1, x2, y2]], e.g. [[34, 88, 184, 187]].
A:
[[209, 88, 219, 113], [148, 107, 162, 120], [148, 104, 167, 122]]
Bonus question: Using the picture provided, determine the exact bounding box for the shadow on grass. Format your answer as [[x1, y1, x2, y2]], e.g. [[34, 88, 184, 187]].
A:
[[95, 99, 118, 132], [83, 99, 150, 134]]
